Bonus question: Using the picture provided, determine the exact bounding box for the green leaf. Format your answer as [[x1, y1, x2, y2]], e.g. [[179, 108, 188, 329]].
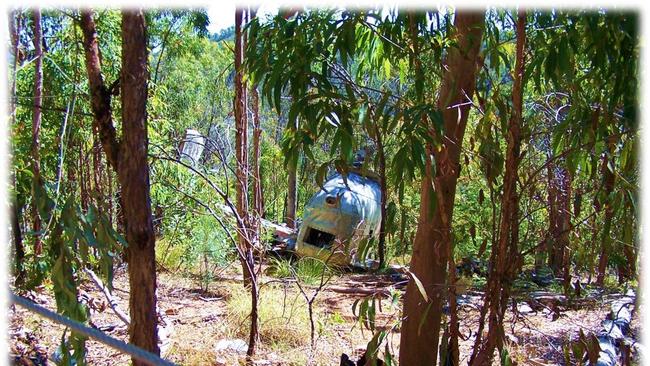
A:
[[384, 343, 393, 366], [383, 58, 391, 80], [365, 330, 387, 365], [500, 347, 513, 366], [406, 269, 428, 302], [316, 162, 330, 190], [545, 47, 557, 84]]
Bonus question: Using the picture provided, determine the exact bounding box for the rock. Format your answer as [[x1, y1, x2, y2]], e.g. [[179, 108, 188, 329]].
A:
[[214, 339, 248, 354]]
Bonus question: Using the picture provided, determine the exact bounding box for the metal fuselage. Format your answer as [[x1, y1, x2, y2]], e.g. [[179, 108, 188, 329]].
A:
[[295, 172, 382, 267]]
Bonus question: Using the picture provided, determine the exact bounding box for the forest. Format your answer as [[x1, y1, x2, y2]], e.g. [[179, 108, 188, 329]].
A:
[[7, 6, 640, 366]]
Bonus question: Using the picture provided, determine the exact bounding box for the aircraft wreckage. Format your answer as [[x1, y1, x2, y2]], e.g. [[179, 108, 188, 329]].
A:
[[293, 169, 382, 267], [179, 128, 382, 268]]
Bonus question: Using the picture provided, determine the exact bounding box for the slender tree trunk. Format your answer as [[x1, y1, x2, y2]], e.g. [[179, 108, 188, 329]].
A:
[[596, 142, 616, 286], [92, 125, 104, 211], [235, 9, 258, 359], [399, 12, 484, 366], [470, 11, 525, 365], [9, 10, 21, 119], [235, 7, 253, 289], [251, 85, 262, 245], [286, 161, 297, 229], [79, 143, 89, 211], [561, 171, 573, 294], [30, 8, 44, 256], [9, 10, 26, 285], [81, 9, 160, 361], [375, 125, 387, 269], [80, 10, 120, 170], [120, 10, 160, 361], [12, 199, 26, 285], [546, 164, 560, 272], [107, 163, 114, 225]]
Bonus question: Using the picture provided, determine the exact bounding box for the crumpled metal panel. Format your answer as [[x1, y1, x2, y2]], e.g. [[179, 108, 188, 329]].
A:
[[180, 129, 205, 164], [295, 172, 382, 266]]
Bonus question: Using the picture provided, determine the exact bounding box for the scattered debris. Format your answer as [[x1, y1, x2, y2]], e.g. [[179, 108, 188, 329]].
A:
[[214, 338, 248, 354]]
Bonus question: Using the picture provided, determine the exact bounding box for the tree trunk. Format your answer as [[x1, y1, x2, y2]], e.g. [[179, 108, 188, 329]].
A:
[[81, 12, 160, 359], [79, 143, 89, 211], [596, 135, 617, 286], [375, 124, 387, 269], [286, 160, 297, 229], [235, 9, 258, 359], [120, 10, 160, 361], [546, 166, 571, 277], [251, 84, 262, 245], [9, 10, 26, 285], [561, 171, 572, 295], [470, 11, 525, 365], [399, 12, 484, 366], [80, 10, 120, 170], [234, 7, 253, 286], [92, 124, 104, 211], [9, 10, 21, 119], [30, 8, 44, 256], [12, 199, 26, 285]]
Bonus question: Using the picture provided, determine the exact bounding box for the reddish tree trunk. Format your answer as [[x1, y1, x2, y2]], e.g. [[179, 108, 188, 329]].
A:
[[80, 10, 120, 170], [547, 164, 571, 274], [470, 11, 526, 365], [399, 12, 484, 366], [234, 7, 251, 283], [120, 10, 160, 361], [107, 164, 114, 225], [30, 8, 43, 256], [235, 9, 258, 359], [251, 85, 262, 244], [92, 125, 105, 211], [595, 132, 617, 286], [79, 143, 89, 211], [80, 10, 160, 362]]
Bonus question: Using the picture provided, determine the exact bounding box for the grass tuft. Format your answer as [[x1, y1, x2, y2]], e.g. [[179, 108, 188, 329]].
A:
[[226, 283, 311, 350]]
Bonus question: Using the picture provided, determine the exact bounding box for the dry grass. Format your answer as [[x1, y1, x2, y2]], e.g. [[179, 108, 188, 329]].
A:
[[226, 283, 311, 349], [10, 264, 641, 366]]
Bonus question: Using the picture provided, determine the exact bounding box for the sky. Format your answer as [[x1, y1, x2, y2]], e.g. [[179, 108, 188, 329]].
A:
[[207, 3, 236, 33], [207, 4, 280, 33]]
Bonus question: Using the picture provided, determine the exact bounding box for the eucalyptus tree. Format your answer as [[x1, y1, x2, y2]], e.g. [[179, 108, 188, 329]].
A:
[[246, 8, 486, 364], [30, 8, 44, 256], [9, 9, 26, 284], [523, 11, 639, 286], [234, 6, 260, 359], [470, 10, 526, 365], [80, 9, 161, 361]]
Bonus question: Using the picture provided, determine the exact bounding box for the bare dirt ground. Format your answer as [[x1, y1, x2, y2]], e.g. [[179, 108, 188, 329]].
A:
[[9, 264, 641, 365]]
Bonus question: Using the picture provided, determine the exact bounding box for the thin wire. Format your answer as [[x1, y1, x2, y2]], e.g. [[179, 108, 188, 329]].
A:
[[11, 293, 178, 366]]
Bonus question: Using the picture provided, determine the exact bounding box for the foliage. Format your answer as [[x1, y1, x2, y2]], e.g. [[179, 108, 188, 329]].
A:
[[30, 178, 126, 365], [8, 7, 640, 365]]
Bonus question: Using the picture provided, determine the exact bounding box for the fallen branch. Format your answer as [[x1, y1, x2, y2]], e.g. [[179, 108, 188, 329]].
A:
[[83, 268, 131, 326], [327, 285, 391, 297]]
